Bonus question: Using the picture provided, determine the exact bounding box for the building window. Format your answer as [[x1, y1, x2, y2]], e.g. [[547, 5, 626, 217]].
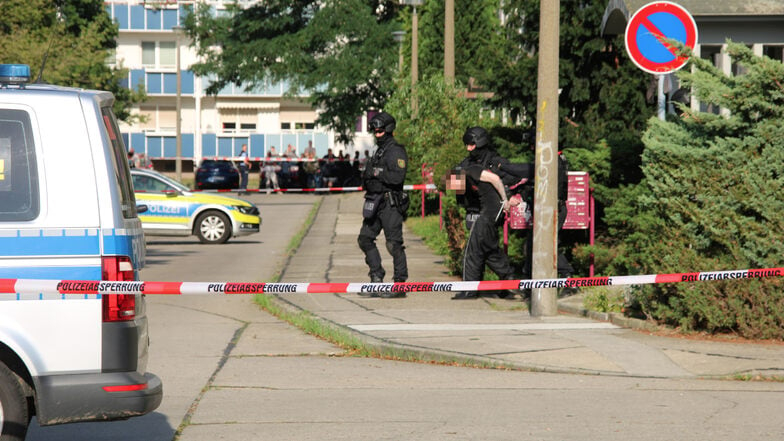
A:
[[160, 41, 176, 67], [763, 45, 784, 62], [281, 122, 291, 130], [220, 109, 256, 133], [142, 41, 176, 68], [136, 106, 175, 132], [294, 122, 315, 130], [105, 48, 117, 66], [137, 106, 156, 131], [142, 41, 156, 66]]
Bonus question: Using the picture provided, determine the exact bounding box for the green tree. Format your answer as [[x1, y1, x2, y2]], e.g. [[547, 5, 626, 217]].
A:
[[405, 0, 505, 87], [184, 0, 402, 143], [609, 42, 784, 339], [385, 75, 507, 274], [0, 0, 145, 121], [486, 0, 653, 192]]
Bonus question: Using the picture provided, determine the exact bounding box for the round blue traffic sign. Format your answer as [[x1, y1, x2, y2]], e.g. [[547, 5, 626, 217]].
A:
[[625, 1, 698, 74]]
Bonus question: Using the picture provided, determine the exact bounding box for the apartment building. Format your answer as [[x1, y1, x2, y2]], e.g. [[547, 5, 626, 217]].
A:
[[106, 0, 375, 167]]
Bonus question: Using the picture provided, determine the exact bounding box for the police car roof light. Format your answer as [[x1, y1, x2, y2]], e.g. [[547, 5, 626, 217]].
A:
[[0, 64, 31, 87]]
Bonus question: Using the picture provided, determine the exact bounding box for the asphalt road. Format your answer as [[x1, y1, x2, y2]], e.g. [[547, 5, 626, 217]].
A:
[[26, 193, 784, 440]]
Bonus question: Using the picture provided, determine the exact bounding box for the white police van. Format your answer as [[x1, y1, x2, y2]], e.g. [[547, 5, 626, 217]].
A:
[[0, 64, 161, 440]]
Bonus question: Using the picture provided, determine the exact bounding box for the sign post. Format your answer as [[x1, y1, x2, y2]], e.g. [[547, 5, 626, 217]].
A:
[[625, 1, 698, 120]]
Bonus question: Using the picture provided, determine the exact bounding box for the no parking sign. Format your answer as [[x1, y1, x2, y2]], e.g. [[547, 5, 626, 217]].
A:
[[625, 1, 698, 74]]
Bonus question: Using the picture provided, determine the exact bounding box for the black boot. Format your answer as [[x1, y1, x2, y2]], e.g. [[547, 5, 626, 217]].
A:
[[359, 272, 385, 297], [381, 279, 407, 298], [451, 291, 478, 300]]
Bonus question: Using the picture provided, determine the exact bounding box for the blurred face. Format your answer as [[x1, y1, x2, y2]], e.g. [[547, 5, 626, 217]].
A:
[[446, 171, 466, 194], [465, 143, 476, 152], [374, 128, 386, 138]]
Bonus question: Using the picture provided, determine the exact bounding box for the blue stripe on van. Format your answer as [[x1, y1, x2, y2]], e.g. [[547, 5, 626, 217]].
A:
[[0, 265, 101, 280], [102, 230, 135, 257], [0, 230, 100, 257]]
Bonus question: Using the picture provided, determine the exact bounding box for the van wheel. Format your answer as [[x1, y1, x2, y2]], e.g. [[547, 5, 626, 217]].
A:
[[0, 363, 29, 441], [195, 211, 231, 244]]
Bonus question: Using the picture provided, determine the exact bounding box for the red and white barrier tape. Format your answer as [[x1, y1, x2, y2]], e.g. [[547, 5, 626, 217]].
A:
[[1, 268, 781, 296], [192, 184, 437, 193]]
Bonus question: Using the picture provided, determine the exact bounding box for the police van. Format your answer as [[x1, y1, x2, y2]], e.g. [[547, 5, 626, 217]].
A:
[[0, 64, 162, 439]]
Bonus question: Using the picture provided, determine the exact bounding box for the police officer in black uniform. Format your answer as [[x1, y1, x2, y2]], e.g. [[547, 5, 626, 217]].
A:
[[451, 127, 517, 300], [357, 112, 409, 298]]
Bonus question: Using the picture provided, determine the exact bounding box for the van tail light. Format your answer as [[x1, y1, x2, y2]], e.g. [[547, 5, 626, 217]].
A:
[[102, 256, 136, 322]]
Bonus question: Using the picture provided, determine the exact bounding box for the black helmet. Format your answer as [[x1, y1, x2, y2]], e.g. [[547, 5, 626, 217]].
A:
[[368, 112, 396, 133], [462, 126, 490, 149]]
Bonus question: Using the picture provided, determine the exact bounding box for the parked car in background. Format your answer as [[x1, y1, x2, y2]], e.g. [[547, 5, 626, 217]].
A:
[[131, 169, 260, 244], [195, 159, 240, 190]]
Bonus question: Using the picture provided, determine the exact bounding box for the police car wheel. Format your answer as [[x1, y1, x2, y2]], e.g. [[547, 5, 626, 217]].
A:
[[196, 211, 231, 244], [0, 363, 29, 441]]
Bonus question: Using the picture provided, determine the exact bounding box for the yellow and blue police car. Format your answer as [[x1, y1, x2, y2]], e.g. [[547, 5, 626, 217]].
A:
[[130, 169, 261, 244]]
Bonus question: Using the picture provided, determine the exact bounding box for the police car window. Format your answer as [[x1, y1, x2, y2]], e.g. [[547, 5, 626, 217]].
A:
[[101, 107, 137, 218], [133, 174, 171, 193], [0, 109, 39, 221]]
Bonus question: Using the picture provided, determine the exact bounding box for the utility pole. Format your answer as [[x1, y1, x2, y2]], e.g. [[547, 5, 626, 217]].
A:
[[444, 0, 454, 84], [531, 0, 560, 317], [173, 26, 183, 182], [400, 1, 423, 112], [411, 3, 419, 90]]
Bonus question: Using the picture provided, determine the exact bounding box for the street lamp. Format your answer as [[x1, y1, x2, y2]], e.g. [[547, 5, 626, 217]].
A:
[[391, 30, 405, 72], [172, 25, 183, 182], [400, 0, 423, 113]]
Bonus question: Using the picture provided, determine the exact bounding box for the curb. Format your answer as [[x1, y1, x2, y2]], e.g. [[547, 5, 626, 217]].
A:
[[558, 299, 661, 332]]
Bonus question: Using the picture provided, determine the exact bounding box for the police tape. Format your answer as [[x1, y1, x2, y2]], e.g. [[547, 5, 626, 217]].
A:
[[192, 184, 437, 193], [1, 268, 782, 296]]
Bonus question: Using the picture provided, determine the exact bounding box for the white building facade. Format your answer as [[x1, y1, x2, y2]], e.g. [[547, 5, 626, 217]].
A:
[[106, 0, 375, 165]]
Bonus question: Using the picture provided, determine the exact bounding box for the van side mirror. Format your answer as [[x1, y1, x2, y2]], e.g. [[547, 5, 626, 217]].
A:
[[136, 204, 148, 214]]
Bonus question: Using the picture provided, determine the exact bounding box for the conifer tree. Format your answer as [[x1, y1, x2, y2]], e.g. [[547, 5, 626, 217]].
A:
[[611, 42, 784, 338], [413, 0, 505, 87]]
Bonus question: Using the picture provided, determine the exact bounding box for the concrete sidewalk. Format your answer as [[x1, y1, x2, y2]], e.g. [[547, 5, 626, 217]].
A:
[[278, 192, 784, 379]]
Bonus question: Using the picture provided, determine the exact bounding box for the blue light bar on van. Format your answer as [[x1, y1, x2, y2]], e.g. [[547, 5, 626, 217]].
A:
[[0, 64, 31, 86]]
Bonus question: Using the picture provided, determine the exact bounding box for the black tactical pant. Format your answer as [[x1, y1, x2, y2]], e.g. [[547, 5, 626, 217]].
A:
[[462, 214, 514, 287], [357, 202, 408, 282]]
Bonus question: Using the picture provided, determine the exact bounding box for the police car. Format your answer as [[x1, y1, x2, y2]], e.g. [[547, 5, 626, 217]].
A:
[[0, 64, 162, 439], [131, 168, 261, 244]]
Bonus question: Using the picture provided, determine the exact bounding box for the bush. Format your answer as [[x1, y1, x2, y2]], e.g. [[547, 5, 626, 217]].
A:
[[606, 42, 784, 339]]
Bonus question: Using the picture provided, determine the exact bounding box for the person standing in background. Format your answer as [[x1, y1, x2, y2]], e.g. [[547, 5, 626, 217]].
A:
[[238, 144, 250, 195], [357, 112, 409, 298]]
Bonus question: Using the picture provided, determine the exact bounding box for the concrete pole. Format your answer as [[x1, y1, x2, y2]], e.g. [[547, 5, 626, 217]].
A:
[[175, 27, 182, 182], [531, 0, 560, 317], [412, 6, 419, 89], [444, 0, 455, 84], [411, 5, 419, 114]]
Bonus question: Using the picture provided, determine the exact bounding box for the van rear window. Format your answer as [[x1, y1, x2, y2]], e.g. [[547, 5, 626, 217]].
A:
[[101, 107, 137, 219], [0, 109, 39, 221]]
